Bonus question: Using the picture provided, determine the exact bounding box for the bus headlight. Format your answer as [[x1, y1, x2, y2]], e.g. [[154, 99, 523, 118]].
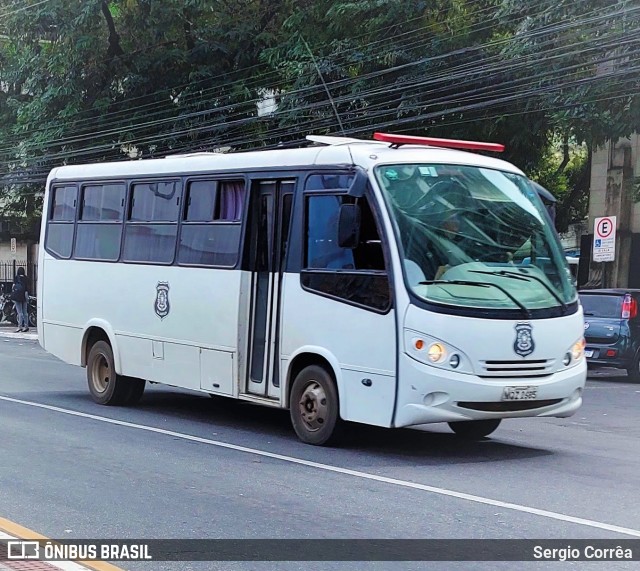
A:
[[427, 343, 446, 363], [405, 330, 471, 373], [563, 338, 585, 368], [571, 338, 585, 361]]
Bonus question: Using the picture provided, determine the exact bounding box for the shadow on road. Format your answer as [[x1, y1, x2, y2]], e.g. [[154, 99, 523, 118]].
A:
[[587, 367, 636, 384], [52, 388, 553, 465]]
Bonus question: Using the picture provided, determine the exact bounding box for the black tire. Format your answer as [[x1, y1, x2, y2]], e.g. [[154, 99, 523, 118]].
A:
[[289, 365, 343, 446], [86, 340, 132, 405], [28, 308, 37, 328], [626, 352, 640, 382], [123, 377, 146, 405], [448, 419, 501, 439]]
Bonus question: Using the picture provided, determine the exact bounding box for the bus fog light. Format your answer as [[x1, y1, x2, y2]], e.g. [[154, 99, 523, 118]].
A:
[[449, 354, 460, 368], [563, 353, 571, 366], [427, 343, 446, 363]]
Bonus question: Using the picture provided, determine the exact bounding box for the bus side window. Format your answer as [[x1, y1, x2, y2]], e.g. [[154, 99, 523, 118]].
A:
[[306, 196, 355, 269], [46, 185, 77, 259], [303, 194, 389, 311], [305, 195, 384, 271]]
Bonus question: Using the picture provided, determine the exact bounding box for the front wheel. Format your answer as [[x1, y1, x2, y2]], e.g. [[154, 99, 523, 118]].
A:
[[28, 308, 37, 328], [448, 419, 501, 439], [289, 365, 342, 446], [87, 340, 135, 405]]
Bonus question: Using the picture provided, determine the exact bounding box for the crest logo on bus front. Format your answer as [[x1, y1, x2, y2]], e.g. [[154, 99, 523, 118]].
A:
[[513, 322, 534, 357], [155, 282, 170, 319]]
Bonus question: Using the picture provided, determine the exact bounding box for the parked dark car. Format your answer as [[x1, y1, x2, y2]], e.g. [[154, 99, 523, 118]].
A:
[[579, 289, 640, 380]]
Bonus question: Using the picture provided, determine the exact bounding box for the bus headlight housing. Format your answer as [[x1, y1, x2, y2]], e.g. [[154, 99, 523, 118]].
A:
[[572, 338, 585, 361], [427, 343, 446, 363], [563, 338, 585, 368], [405, 330, 471, 373]]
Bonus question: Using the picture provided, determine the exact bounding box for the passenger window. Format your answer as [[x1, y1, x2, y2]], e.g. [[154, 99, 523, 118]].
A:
[[124, 180, 181, 264], [178, 179, 246, 267], [46, 185, 77, 258], [130, 181, 180, 221], [74, 183, 126, 261], [81, 184, 125, 221], [51, 185, 77, 221]]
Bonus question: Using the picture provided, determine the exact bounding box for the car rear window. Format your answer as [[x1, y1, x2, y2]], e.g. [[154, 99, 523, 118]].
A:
[[580, 294, 623, 318]]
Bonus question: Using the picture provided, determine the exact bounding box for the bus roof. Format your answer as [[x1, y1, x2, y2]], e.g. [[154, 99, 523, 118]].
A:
[[47, 135, 525, 182]]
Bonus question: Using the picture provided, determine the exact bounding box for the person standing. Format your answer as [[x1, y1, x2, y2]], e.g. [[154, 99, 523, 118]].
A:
[[11, 267, 29, 332]]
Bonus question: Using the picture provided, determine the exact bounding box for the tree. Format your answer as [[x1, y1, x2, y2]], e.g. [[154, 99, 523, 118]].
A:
[[1, 0, 639, 234]]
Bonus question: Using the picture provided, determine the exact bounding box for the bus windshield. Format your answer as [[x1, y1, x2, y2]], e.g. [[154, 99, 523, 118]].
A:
[[375, 163, 575, 312]]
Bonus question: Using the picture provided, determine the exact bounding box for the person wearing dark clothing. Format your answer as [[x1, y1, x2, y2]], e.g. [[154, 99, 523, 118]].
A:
[[11, 267, 29, 332]]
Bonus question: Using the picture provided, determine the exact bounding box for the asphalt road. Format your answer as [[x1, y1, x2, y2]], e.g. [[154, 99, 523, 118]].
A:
[[1, 338, 639, 570]]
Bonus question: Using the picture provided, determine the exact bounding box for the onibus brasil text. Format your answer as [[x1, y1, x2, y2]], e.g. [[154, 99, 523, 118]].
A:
[[6, 541, 152, 561]]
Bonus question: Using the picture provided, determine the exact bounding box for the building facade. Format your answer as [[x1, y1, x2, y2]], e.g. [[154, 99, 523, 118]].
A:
[[580, 135, 640, 289]]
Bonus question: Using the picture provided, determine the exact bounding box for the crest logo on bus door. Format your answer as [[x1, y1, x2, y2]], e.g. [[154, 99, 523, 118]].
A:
[[513, 322, 534, 357], [154, 282, 170, 319]]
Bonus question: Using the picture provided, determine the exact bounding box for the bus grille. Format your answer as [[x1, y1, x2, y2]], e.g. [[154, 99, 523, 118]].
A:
[[479, 359, 554, 378]]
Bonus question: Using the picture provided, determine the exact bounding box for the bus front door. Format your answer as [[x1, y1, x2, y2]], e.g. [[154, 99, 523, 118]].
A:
[[245, 180, 294, 399]]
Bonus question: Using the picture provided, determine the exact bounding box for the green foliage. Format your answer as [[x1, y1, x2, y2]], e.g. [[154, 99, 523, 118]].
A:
[[530, 140, 590, 232], [0, 0, 638, 235]]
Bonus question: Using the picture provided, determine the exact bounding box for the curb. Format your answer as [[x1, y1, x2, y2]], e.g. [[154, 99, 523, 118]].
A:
[[0, 518, 126, 571], [0, 330, 38, 341]]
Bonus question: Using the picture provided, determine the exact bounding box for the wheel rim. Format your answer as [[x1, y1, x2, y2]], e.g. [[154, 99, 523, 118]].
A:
[[298, 380, 328, 432], [91, 353, 110, 393]]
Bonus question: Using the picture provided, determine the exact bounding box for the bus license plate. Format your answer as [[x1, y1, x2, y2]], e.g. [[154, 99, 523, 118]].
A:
[[501, 386, 537, 401]]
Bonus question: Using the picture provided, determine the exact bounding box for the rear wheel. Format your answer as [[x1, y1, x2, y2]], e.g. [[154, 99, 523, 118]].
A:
[[87, 340, 134, 405], [448, 419, 501, 439], [290, 365, 342, 446], [28, 309, 36, 328], [123, 377, 146, 404], [626, 352, 640, 382]]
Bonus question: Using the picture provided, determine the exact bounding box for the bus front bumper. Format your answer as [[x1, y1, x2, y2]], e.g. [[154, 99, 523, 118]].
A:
[[394, 354, 587, 428]]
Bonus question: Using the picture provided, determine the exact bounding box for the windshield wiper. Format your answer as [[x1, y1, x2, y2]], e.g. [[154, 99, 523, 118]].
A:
[[419, 279, 531, 318], [469, 269, 568, 313]]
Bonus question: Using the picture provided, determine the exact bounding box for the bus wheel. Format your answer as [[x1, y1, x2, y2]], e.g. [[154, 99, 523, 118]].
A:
[[290, 365, 342, 446], [123, 378, 146, 405], [86, 340, 131, 405], [448, 419, 501, 439]]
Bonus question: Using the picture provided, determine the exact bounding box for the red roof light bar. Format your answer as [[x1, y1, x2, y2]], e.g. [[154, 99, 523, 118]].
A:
[[373, 132, 505, 153]]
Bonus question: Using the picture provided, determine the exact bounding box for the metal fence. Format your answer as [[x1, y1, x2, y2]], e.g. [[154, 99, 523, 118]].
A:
[[0, 261, 37, 295]]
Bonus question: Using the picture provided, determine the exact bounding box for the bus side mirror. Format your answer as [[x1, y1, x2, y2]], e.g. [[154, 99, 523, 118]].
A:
[[338, 204, 361, 248]]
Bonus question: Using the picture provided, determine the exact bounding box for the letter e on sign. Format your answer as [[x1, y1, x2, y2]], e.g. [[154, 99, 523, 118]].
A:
[[593, 216, 616, 262]]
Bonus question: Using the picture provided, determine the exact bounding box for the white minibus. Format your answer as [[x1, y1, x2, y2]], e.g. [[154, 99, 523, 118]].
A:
[[38, 133, 586, 445]]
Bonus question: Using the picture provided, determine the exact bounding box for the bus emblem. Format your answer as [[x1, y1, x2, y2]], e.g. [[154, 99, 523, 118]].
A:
[[513, 322, 534, 357], [155, 282, 170, 319]]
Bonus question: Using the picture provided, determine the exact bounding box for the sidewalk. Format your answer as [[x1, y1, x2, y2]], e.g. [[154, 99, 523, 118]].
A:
[[0, 323, 38, 341]]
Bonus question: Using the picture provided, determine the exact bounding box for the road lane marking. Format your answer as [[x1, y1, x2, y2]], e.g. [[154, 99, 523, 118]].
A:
[[0, 518, 125, 571], [2, 395, 640, 538]]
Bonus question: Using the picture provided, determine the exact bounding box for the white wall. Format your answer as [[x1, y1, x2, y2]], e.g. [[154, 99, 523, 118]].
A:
[[0, 240, 29, 263]]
